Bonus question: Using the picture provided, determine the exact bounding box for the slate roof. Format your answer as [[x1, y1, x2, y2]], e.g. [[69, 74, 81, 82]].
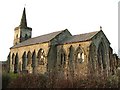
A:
[[61, 30, 99, 44], [11, 30, 100, 49], [11, 30, 64, 49]]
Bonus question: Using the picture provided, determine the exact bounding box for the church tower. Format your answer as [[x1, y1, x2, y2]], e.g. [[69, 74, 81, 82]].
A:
[[13, 7, 32, 45]]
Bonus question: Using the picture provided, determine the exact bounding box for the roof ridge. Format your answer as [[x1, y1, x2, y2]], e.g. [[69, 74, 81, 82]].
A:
[[29, 29, 65, 40], [73, 30, 100, 36], [60, 30, 100, 45]]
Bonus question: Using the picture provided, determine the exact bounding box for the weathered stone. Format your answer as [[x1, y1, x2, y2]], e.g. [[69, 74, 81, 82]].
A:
[[7, 8, 120, 78]]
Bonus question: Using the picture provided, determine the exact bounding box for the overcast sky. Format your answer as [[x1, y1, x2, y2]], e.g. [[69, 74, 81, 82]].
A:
[[0, 0, 119, 61]]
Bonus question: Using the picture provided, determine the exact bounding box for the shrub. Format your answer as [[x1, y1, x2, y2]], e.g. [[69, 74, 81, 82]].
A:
[[6, 69, 120, 88], [8, 74, 47, 88], [2, 72, 18, 89]]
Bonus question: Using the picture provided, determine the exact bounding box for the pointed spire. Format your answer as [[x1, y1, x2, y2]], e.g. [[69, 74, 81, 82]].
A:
[[20, 7, 27, 28]]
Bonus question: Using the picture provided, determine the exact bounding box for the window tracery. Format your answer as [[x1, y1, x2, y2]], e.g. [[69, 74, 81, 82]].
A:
[[37, 49, 46, 65], [75, 45, 84, 63]]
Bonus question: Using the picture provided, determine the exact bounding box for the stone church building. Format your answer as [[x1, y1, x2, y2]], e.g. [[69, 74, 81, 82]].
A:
[[7, 8, 119, 77]]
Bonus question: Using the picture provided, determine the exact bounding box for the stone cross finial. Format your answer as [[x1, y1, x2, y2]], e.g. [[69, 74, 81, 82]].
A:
[[100, 26, 102, 30]]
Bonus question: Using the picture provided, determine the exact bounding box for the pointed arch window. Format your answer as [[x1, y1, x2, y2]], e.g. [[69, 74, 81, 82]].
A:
[[77, 52, 84, 63], [12, 53, 15, 65], [89, 43, 97, 71], [61, 53, 66, 65], [75, 46, 84, 63], [97, 42, 106, 69], [27, 51, 32, 66], [58, 47, 66, 67], [68, 45, 75, 65], [37, 49, 45, 65], [22, 52, 27, 70], [25, 34, 28, 39], [14, 53, 19, 73], [32, 50, 37, 67]]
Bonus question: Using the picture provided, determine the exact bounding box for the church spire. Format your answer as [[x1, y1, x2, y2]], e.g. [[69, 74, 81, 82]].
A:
[[20, 7, 27, 28], [13, 7, 32, 45]]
